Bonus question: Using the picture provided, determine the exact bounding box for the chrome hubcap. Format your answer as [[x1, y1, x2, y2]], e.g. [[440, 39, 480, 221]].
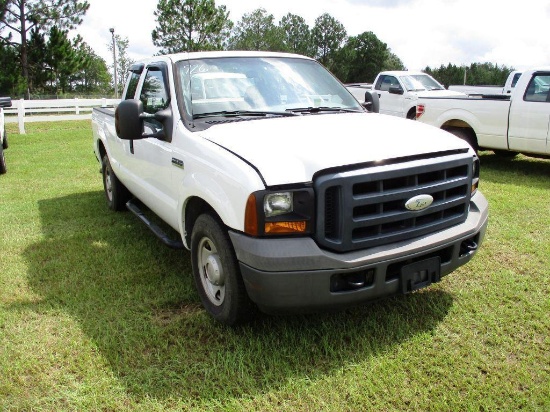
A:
[[198, 237, 225, 306]]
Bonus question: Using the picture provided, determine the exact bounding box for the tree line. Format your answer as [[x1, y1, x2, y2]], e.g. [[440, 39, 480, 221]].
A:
[[0, 0, 514, 98]]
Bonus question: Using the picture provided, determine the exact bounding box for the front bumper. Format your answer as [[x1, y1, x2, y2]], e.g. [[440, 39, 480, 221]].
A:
[[229, 192, 489, 313]]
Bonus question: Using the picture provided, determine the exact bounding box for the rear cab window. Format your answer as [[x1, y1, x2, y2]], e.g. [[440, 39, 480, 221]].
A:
[[123, 63, 145, 100]]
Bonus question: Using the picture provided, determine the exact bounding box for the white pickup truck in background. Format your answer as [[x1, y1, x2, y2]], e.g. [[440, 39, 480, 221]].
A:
[[347, 71, 463, 119], [0, 97, 12, 175], [91, 51, 488, 324], [416, 67, 550, 157], [449, 70, 523, 96]]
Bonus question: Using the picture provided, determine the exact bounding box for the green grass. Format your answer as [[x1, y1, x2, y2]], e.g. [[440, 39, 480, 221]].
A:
[[1, 121, 549, 411]]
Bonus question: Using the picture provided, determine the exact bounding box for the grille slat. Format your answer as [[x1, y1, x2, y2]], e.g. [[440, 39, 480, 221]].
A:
[[316, 154, 473, 253]]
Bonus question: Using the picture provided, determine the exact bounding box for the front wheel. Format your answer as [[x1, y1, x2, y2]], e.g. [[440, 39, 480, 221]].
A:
[[102, 154, 130, 211], [447, 127, 478, 153], [191, 213, 255, 325], [0, 145, 6, 174]]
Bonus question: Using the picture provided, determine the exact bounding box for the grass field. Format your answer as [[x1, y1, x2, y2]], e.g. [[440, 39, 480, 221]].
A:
[[1, 121, 549, 411]]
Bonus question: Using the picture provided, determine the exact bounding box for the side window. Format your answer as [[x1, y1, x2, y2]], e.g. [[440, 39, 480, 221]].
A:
[[140, 67, 169, 114], [124, 71, 141, 100], [378, 76, 398, 92], [524, 74, 550, 103], [511, 73, 521, 88], [374, 75, 385, 90]]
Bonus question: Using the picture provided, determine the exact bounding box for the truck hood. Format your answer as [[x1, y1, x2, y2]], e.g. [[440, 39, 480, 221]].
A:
[[198, 113, 470, 186]]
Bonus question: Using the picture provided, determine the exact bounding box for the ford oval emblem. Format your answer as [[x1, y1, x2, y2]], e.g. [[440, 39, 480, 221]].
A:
[[405, 194, 434, 211]]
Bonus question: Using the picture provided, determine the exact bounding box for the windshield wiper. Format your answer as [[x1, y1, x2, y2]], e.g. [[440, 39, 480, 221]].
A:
[[193, 110, 298, 119], [286, 106, 362, 114]]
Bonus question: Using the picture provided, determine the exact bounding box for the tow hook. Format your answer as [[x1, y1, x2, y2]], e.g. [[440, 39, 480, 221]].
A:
[[460, 239, 478, 257]]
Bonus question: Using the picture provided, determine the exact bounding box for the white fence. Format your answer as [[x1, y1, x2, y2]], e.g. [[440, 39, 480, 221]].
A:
[[4, 98, 120, 134]]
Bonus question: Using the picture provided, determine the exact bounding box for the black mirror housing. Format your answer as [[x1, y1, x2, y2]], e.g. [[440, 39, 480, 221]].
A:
[[389, 85, 404, 95], [362, 91, 380, 113], [116, 99, 144, 140]]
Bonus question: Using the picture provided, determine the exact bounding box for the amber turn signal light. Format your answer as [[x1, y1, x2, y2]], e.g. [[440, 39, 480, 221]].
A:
[[265, 221, 307, 234]]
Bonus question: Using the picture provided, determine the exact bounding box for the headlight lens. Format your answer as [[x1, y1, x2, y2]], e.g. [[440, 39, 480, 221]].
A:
[[264, 192, 293, 217]]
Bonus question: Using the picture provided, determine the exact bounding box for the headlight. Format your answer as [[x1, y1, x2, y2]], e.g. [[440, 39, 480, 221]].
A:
[[264, 193, 293, 217], [245, 188, 314, 236]]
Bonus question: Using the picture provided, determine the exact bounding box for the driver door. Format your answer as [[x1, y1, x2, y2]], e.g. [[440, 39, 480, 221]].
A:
[[129, 63, 179, 227], [374, 75, 404, 117]]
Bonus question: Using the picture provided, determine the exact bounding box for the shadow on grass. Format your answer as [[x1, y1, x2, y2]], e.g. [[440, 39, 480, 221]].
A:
[[23, 191, 453, 402], [479, 152, 550, 188]]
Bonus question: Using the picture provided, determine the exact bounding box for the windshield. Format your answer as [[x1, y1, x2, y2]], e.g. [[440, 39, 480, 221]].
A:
[[176, 57, 362, 118], [403, 74, 444, 91]]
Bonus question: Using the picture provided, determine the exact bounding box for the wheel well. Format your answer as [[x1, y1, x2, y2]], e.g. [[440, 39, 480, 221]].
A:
[[406, 107, 416, 119], [184, 197, 217, 246], [442, 124, 478, 151], [97, 140, 107, 163]]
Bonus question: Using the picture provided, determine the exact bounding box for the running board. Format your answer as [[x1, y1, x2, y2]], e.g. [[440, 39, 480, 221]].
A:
[[126, 199, 184, 250]]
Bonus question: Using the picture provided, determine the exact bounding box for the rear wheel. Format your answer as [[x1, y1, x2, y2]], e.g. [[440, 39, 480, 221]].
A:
[[102, 154, 130, 211], [191, 213, 255, 325], [0, 145, 6, 174]]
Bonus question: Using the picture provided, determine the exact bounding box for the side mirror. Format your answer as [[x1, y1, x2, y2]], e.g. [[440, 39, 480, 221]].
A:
[[116, 99, 145, 140], [116, 99, 172, 141], [362, 91, 380, 113], [0, 97, 12, 108], [389, 85, 404, 95]]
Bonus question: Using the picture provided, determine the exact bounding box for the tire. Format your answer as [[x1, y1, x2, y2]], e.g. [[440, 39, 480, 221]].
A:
[[493, 149, 518, 158], [2, 128, 7, 149], [447, 128, 478, 153], [0, 145, 6, 175], [406, 109, 416, 120], [102, 154, 130, 211], [191, 213, 255, 325]]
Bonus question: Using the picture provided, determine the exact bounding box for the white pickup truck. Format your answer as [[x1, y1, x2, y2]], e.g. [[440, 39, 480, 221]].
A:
[[416, 67, 550, 157], [449, 71, 522, 96], [0, 97, 12, 174], [91, 51, 488, 324], [347, 71, 463, 119]]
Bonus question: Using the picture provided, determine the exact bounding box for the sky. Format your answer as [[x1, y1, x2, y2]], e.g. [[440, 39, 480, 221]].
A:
[[78, 0, 550, 74]]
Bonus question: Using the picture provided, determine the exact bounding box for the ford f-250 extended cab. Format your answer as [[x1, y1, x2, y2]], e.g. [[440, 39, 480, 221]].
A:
[[416, 67, 550, 157], [347, 71, 463, 119], [92, 51, 488, 325]]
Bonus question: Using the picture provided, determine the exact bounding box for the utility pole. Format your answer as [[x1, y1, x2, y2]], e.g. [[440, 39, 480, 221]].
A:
[[110, 28, 118, 99]]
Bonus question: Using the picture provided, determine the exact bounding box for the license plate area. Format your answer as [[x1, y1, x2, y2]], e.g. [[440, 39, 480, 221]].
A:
[[400, 257, 441, 294]]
